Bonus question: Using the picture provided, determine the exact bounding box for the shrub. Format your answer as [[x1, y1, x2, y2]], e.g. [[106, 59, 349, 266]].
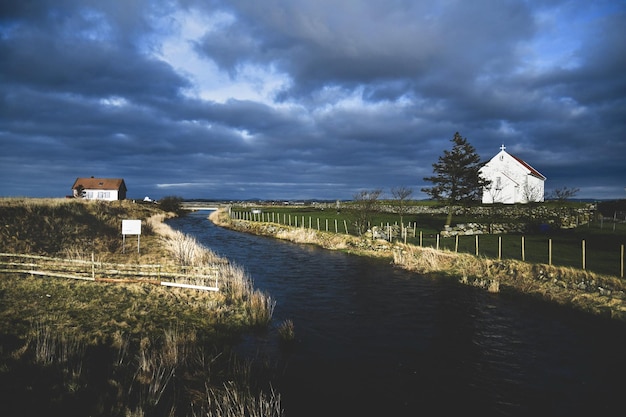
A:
[[158, 196, 184, 215]]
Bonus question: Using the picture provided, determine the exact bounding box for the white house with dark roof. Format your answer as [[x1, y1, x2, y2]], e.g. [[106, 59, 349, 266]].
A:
[[480, 145, 546, 204], [72, 177, 127, 201]]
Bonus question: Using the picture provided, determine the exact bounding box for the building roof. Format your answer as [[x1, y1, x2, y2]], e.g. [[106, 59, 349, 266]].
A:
[[509, 153, 546, 180], [489, 145, 546, 180], [72, 177, 127, 191]]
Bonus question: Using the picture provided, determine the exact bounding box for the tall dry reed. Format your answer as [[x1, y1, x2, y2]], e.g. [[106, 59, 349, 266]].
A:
[[201, 381, 283, 417], [152, 216, 276, 326]]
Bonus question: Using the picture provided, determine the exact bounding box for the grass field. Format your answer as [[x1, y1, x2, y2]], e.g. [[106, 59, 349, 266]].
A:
[[0, 198, 281, 417], [231, 204, 626, 278]]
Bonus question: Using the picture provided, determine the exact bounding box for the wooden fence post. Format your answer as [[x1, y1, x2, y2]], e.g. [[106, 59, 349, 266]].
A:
[[455, 235, 459, 252], [344, 220, 348, 234], [521, 236, 525, 261], [335, 219, 338, 233], [475, 235, 479, 256], [91, 252, 95, 280], [436, 234, 440, 250], [549, 238, 552, 265], [498, 236, 502, 261], [419, 231, 423, 247], [620, 245, 624, 278], [582, 239, 586, 270]]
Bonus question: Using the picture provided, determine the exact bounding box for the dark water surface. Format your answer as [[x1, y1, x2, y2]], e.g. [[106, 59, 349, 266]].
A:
[[168, 211, 626, 416]]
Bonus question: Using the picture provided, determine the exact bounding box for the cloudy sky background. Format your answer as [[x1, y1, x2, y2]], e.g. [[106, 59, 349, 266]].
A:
[[1, 0, 625, 201]]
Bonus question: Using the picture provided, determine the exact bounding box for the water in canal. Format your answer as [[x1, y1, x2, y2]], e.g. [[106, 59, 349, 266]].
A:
[[167, 211, 626, 416]]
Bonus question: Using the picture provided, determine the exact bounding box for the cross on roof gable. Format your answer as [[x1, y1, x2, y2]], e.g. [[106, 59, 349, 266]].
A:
[[497, 144, 546, 180]]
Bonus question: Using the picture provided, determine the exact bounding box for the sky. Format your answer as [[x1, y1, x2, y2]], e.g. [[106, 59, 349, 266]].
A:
[[1, 0, 625, 201]]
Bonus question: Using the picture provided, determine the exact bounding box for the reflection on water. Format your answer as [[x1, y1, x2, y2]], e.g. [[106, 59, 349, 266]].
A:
[[168, 211, 626, 416]]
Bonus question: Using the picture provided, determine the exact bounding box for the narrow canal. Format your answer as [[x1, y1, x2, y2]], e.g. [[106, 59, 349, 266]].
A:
[[167, 210, 626, 417]]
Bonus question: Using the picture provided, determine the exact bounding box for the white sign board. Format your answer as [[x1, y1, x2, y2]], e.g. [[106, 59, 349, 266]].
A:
[[122, 220, 142, 254], [122, 219, 142, 235]]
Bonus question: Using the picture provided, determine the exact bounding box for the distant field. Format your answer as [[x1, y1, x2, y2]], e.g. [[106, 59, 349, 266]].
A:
[[230, 205, 626, 278]]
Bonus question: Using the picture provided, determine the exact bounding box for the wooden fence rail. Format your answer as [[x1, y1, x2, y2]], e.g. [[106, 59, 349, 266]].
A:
[[0, 253, 219, 291]]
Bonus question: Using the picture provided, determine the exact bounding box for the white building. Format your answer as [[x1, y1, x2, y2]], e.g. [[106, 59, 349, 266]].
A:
[[72, 177, 127, 201], [480, 145, 546, 204]]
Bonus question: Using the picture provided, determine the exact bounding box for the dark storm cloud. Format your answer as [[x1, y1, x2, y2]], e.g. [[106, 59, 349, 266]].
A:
[[1, 0, 625, 200], [209, 0, 534, 97]]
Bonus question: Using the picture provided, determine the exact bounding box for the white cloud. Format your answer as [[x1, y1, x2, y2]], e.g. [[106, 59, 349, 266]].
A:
[[99, 96, 128, 107], [152, 8, 291, 104]]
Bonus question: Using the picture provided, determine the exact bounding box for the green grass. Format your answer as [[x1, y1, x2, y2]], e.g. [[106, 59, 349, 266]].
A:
[[232, 205, 626, 278]]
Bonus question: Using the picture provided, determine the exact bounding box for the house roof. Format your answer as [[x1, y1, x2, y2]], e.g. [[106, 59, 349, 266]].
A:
[[72, 177, 127, 191], [509, 154, 546, 180]]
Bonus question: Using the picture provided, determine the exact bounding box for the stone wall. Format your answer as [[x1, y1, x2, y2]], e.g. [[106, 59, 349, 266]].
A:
[[441, 222, 527, 237], [381, 203, 596, 234], [251, 201, 597, 234]]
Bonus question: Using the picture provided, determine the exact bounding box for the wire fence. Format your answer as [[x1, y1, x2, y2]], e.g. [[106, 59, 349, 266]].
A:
[[232, 210, 625, 278]]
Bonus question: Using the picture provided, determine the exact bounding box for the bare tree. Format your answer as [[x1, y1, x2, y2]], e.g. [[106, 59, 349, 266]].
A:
[[391, 186, 413, 228], [352, 189, 382, 236], [549, 186, 580, 202], [520, 183, 544, 204], [483, 179, 504, 204]]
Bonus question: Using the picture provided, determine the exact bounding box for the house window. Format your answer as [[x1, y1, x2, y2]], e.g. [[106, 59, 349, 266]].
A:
[[495, 177, 502, 190], [97, 191, 110, 199]]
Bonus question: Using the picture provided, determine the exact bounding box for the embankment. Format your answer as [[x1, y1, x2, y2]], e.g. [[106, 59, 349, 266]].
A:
[[209, 208, 626, 322]]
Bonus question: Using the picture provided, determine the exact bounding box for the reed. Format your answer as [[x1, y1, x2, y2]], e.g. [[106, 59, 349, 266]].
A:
[[163, 230, 201, 267], [30, 318, 84, 364], [277, 319, 295, 343], [214, 262, 276, 327], [200, 381, 283, 417], [247, 292, 276, 328]]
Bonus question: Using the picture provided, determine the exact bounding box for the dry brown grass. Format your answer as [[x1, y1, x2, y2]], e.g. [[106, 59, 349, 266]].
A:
[[211, 209, 392, 258], [0, 197, 167, 263], [152, 217, 275, 327], [277, 320, 295, 343], [392, 243, 626, 319], [0, 199, 283, 416], [201, 381, 283, 417]]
